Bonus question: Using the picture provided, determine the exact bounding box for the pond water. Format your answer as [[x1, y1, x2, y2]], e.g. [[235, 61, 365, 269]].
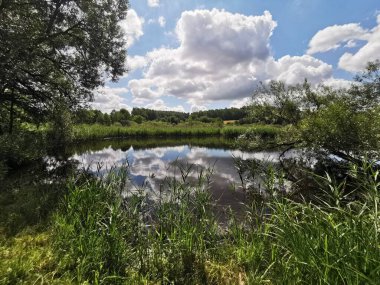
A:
[[70, 138, 294, 212], [1, 137, 299, 234]]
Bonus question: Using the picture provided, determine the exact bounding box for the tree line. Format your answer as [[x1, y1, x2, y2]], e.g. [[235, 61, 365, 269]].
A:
[[190, 107, 249, 122], [71, 107, 250, 125]]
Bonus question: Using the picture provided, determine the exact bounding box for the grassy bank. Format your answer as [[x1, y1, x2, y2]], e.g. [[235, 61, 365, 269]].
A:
[[2, 163, 379, 284], [56, 165, 380, 284], [69, 136, 237, 155], [0, 162, 71, 284], [72, 122, 283, 141]]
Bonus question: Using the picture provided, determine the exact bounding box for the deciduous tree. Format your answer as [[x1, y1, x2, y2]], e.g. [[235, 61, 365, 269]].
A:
[[0, 0, 129, 133]]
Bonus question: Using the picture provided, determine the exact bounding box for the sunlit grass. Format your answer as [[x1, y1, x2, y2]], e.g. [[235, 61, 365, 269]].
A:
[[0, 230, 71, 284], [49, 161, 380, 284], [71, 122, 282, 141]]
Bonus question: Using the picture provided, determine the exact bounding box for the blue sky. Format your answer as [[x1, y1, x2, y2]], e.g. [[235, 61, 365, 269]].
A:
[[92, 0, 380, 113]]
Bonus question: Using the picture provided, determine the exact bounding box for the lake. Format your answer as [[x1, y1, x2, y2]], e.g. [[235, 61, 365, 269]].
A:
[[0, 137, 299, 234], [70, 138, 294, 213]]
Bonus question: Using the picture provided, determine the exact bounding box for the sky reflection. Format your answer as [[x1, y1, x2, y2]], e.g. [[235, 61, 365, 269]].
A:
[[71, 143, 296, 211]]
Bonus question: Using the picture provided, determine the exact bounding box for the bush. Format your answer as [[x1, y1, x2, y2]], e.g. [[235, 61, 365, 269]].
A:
[[0, 131, 46, 169], [300, 101, 380, 153], [48, 102, 74, 147]]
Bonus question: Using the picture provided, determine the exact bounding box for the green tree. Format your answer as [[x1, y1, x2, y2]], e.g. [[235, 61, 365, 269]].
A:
[[300, 101, 380, 153], [93, 110, 104, 124], [0, 0, 129, 133], [119, 108, 131, 126], [168, 115, 180, 125], [349, 61, 380, 110], [110, 110, 121, 124], [250, 81, 303, 125], [132, 115, 144, 124], [103, 113, 111, 126], [49, 100, 74, 147], [300, 62, 380, 159]]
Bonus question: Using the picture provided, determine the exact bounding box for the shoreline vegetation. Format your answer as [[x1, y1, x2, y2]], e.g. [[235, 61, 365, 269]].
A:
[[11, 121, 284, 141], [1, 163, 379, 284], [72, 122, 283, 141]]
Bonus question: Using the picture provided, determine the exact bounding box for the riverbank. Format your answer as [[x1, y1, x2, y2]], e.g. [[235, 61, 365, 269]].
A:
[[1, 164, 379, 284], [72, 122, 283, 141], [0, 122, 284, 177], [1, 122, 379, 284]]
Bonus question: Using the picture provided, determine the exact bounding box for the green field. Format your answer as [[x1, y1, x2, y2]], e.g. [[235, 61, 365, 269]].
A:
[[72, 122, 283, 141]]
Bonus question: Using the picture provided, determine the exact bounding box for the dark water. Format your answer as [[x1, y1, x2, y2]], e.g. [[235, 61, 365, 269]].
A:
[[70, 138, 292, 212], [1, 137, 297, 234]]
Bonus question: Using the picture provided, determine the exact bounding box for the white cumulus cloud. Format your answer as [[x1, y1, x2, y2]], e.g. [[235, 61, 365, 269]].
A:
[[269, 55, 333, 85], [158, 16, 166, 27], [129, 9, 277, 104], [147, 0, 159, 7], [190, 104, 208, 113], [230, 97, 251, 109], [323, 78, 353, 89], [338, 15, 380, 72], [308, 15, 380, 73], [307, 23, 369, 54], [128, 9, 335, 107], [119, 9, 144, 48], [126, 55, 148, 72], [91, 87, 131, 113], [145, 99, 185, 112]]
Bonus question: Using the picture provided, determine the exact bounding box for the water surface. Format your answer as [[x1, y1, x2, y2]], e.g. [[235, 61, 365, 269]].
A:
[[71, 138, 291, 212]]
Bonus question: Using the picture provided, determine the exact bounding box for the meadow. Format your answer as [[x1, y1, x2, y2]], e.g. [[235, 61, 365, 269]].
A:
[[71, 122, 283, 141]]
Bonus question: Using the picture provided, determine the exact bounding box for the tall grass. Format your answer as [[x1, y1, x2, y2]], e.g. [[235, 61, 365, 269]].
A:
[[53, 171, 132, 283], [73, 122, 221, 141], [53, 164, 219, 284], [69, 136, 236, 155], [71, 122, 281, 141], [264, 198, 379, 283], [50, 161, 380, 284]]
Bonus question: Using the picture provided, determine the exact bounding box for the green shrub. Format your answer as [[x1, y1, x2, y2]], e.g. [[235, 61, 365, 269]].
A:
[[48, 102, 74, 147], [0, 131, 46, 169]]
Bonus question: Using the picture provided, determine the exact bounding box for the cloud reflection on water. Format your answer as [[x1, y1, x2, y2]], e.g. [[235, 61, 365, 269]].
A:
[[71, 144, 298, 210]]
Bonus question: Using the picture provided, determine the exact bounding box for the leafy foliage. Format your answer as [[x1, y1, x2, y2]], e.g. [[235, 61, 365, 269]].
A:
[[249, 81, 304, 125], [244, 62, 380, 159], [190, 107, 248, 121], [0, 0, 129, 129], [299, 62, 380, 156], [300, 101, 380, 153], [48, 100, 74, 147]]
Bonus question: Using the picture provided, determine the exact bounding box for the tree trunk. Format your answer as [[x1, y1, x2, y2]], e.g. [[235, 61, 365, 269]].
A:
[[9, 98, 14, 134]]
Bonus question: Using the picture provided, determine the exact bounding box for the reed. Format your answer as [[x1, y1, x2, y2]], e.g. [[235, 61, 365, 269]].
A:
[[49, 161, 380, 284], [71, 122, 281, 141], [2, 157, 379, 284], [72, 122, 222, 141]]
